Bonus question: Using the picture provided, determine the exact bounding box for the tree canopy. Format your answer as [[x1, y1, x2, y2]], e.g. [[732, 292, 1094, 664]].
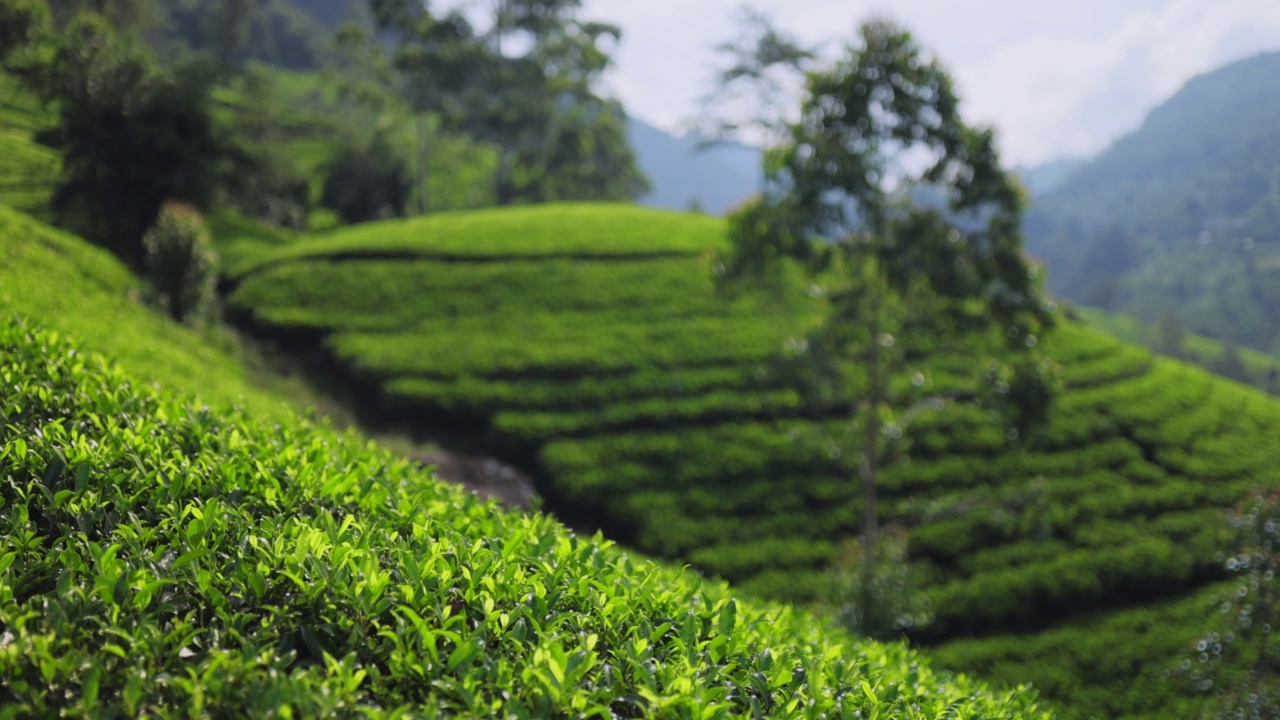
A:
[[371, 0, 647, 205], [719, 18, 1056, 637]]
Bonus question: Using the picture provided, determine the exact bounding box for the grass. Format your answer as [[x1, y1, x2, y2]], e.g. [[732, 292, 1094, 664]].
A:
[[228, 202, 1280, 719], [0, 316, 1050, 717]]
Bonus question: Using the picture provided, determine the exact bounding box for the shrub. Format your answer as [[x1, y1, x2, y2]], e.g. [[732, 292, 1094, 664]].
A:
[[142, 201, 218, 324], [321, 134, 411, 224]]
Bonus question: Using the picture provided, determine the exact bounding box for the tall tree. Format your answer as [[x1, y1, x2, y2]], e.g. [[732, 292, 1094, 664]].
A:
[[719, 19, 1054, 637], [48, 0, 159, 33], [373, 0, 644, 206], [695, 4, 817, 149], [35, 15, 221, 265], [0, 0, 48, 67]]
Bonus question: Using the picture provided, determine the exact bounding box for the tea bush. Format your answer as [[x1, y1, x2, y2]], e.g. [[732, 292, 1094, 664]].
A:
[[0, 319, 1049, 718], [142, 201, 219, 324]]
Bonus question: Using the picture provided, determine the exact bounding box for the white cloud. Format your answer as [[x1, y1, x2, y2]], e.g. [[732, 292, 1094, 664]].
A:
[[584, 0, 1280, 165]]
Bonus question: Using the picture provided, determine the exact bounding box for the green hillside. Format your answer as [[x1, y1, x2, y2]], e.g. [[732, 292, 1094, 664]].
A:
[[0, 258, 1046, 715], [1025, 51, 1280, 355], [0, 204, 294, 418], [229, 203, 1280, 718]]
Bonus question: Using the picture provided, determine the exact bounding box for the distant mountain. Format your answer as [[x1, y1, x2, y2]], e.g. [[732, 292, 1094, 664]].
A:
[[1025, 50, 1280, 354], [1014, 158, 1085, 198], [628, 118, 762, 216]]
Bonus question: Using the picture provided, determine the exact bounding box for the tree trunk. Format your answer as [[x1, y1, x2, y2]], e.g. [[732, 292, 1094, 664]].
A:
[[860, 301, 881, 630], [495, 148, 515, 206], [416, 114, 431, 214]]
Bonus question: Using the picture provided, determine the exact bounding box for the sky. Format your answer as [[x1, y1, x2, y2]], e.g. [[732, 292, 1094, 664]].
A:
[[581, 0, 1280, 166]]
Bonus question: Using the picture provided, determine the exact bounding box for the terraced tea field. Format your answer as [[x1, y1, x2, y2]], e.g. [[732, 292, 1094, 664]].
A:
[[231, 203, 1280, 718]]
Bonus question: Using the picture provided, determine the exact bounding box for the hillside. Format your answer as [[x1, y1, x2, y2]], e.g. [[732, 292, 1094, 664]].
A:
[[0, 213, 1046, 717], [0, 205, 295, 418], [1024, 50, 1280, 355], [226, 202, 1280, 719]]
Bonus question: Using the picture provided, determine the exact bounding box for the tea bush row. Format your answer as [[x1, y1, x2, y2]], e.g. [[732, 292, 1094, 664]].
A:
[[232, 256, 760, 332], [491, 389, 804, 444], [928, 584, 1228, 720], [328, 317, 788, 379], [240, 204, 729, 269], [385, 365, 770, 414]]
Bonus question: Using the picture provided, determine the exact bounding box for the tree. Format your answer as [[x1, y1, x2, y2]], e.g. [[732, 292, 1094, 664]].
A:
[[142, 201, 218, 324], [695, 4, 817, 149], [321, 133, 412, 224], [1154, 312, 1186, 358], [718, 19, 1054, 636], [34, 15, 221, 266], [1213, 343, 1250, 384], [0, 0, 48, 67], [372, 0, 645, 207], [221, 65, 311, 229], [47, 0, 158, 34], [161, 0, 257, 69]]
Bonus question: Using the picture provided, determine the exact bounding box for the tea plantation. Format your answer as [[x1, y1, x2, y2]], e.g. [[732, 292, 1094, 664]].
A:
[[229, 203, 1280, 719], [0, 318, 1049, 716]]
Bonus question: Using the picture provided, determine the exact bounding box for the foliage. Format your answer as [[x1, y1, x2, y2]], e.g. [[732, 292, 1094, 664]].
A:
[[320, 133, 412, 224], [371, 0, 647, 206], [695, 4, 817, 148], [217, 65, 312, 229], [32, 15, 222, 266], [48, 0, 160, 34], [141, 201, 219, 324], [0, 318, 1050, 718], [0, 0, 48, 65], [1186, 489, 1280, 719], [224, 143, 311, 230], [159, 0, 329, 69]]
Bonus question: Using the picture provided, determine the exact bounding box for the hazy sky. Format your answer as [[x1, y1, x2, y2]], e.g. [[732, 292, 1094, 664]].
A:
[[582, 0, 1280, 166]]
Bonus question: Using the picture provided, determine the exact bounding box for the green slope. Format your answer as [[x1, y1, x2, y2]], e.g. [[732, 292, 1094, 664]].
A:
[[0, 75, 58, 221], [230, 203, 1280, 719], [0, 205, 290, 418], [0, 307, 1045, 716]]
